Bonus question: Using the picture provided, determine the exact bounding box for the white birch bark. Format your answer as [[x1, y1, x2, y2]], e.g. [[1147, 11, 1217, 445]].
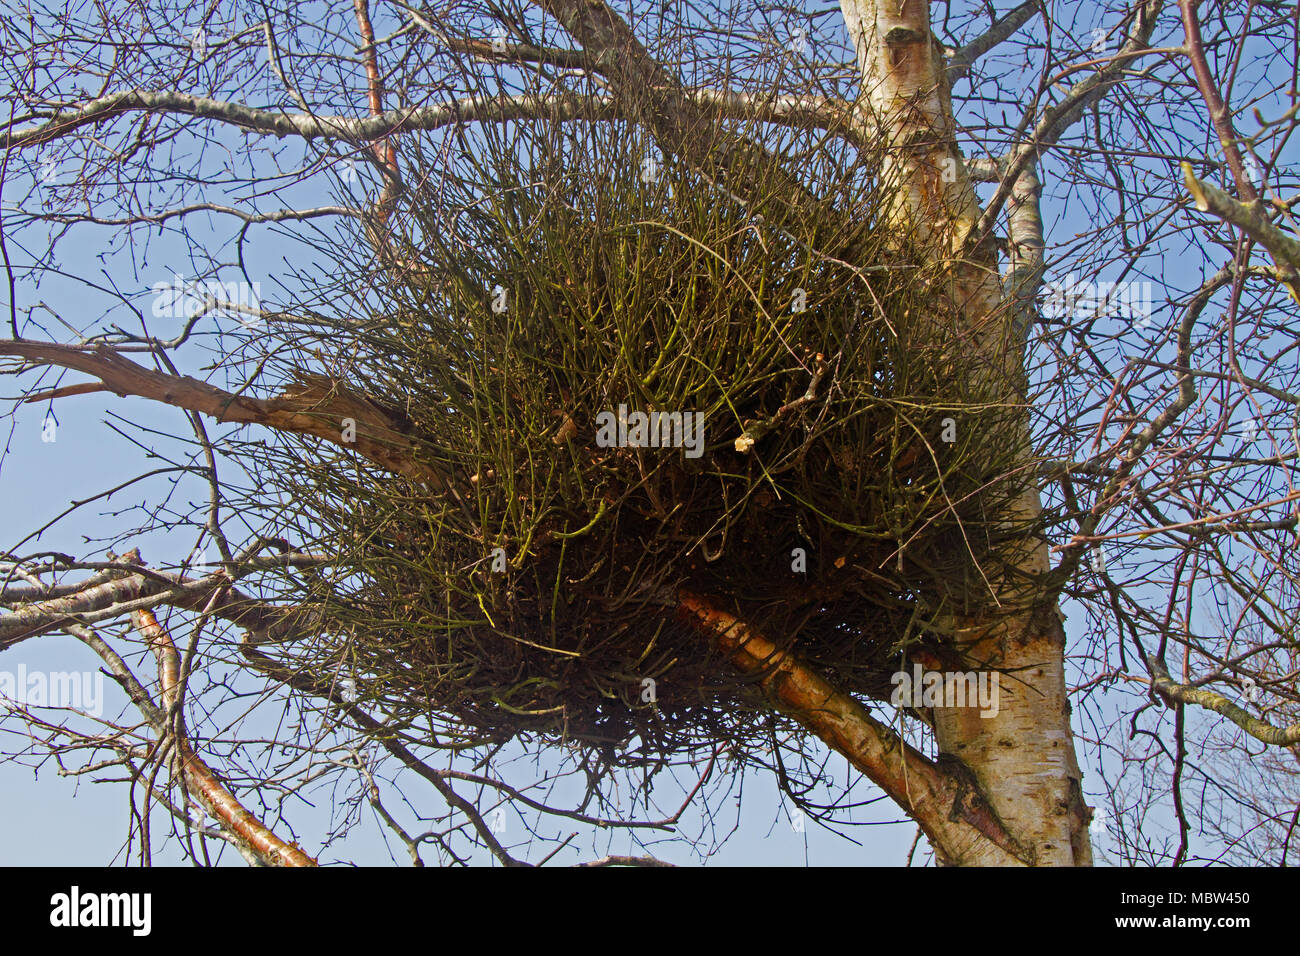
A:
[[841, 0, 1091, 866]]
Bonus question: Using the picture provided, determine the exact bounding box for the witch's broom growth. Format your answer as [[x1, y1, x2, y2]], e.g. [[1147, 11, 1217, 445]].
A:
[[252, 116, 1029, 767]]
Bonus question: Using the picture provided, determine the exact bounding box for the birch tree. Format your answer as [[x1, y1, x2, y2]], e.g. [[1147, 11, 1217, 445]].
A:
[[1, 0, 1297, 866]]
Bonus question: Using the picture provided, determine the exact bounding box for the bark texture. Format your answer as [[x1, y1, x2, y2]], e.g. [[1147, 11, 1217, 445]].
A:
[[841, 0, 1091, 865]]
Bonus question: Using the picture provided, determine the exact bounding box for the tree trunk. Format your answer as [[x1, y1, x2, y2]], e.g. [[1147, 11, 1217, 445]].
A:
[[841, 0, 1091, 865]]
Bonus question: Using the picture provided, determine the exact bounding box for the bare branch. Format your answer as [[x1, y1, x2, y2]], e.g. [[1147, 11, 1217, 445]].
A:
[[1, 552, 326, 648], [131, 607, 318, 866], [946, 0, 1042, 84], [5, 88, 853, 155], [974, 0, 1166, 243], [1181, 162, 1300, 299], [674, 590, 1030, 865], [0, 341, 444, 486], [1146, 653, 1300, 746]]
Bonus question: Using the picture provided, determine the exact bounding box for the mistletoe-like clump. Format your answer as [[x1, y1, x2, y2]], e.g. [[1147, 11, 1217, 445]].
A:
[[255, 118, 1030, 765]]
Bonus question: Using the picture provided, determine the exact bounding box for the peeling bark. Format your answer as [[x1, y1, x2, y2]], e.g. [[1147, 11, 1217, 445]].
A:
[[132, 608, 318, 866], [840, 0, 1092, 865], [676, 590, 1029, 865]]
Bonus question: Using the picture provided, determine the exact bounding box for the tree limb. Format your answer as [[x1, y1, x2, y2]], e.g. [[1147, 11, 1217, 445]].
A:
[[1178, 0, 1258, 202], [1181, 162, 1300, 300], [946, 0, 1042, 84], [674, 590, 1030, 865], [1146, 653, 1300, 746], [974, 0, 1165, 243], [4, 87, 853, 153], [0, 341, 444, 486], [1, 552, 326, 648], [131, 608, 318, 866]]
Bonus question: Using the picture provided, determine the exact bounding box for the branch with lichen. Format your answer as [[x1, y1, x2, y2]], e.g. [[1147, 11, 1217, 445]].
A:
[[1145, 653, 1300, 747], [1181, 162, 1300, 303]]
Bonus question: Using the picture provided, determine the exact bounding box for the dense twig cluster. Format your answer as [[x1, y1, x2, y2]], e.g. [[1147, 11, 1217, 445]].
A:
[[247, 116, 1029, 764]]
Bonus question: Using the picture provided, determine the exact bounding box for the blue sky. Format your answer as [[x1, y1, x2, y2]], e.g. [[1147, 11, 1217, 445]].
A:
[[3, 0, 1296, 865]]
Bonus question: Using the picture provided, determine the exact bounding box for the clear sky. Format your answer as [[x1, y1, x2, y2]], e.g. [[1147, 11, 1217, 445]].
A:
[[4, 0, 1294, 866]]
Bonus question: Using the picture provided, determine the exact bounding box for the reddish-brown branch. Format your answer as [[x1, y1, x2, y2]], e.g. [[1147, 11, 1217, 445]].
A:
[[353, 0, 400, 217], [131, 608, 318, 866], [353, 0, 406, 278], [1179, 0, 1258, 202], [1, 341, 444, 487], [674, 590, 1029, 865]]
